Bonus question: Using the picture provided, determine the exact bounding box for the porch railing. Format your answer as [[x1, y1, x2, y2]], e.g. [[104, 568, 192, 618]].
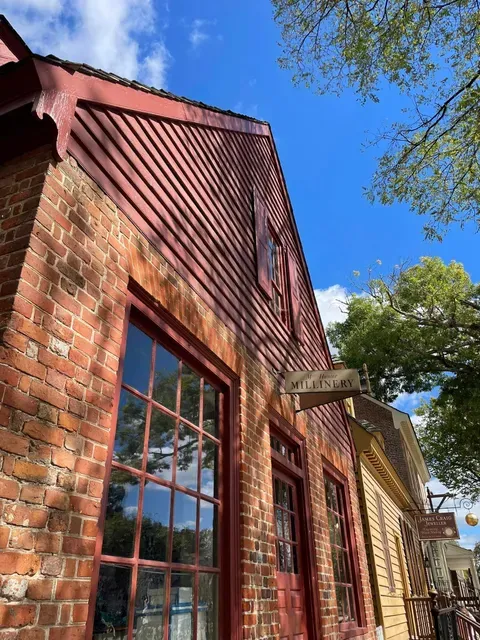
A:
[[404, 596, 435, 640], [404, 592, 480, 640]]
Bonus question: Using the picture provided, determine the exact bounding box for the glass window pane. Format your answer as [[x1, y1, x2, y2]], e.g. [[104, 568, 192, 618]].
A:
[[134, 568, 165, 639], [176, 424, 199, 490], [283, 511, 291, 541], [140, 481, 171, 562], [172, 492, 197, 565], [114, 389, 147, 470], [199, 500, 217, 567], [285, 543, 293, 573], [123, 324, 152, 395], [102, 470, 140, 557], [278, 541, 286, 572], [180, 365, 200, 425], [93, 563, 131, 639], [198, 573, 218, 640], [153, 345, 179, 411], [148, 408, 175, 480], [169, 572, 193, 640], [203, 384, 218, 437], [336, 585, 345, 622], [280, 482, 288, 509], [275, 508, 283, 538], [332, 548, 340, 583], [201, 437, 218, 498]]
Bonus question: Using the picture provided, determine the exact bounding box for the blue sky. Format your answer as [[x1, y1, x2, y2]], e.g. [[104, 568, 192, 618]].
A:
[[2, 0, 479, 548]]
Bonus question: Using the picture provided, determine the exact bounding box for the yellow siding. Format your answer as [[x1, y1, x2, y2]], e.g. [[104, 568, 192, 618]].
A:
[[360, 459, 410, 640]]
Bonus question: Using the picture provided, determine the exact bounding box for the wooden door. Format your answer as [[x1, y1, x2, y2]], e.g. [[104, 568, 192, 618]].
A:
[[273, 469, 309, 640]]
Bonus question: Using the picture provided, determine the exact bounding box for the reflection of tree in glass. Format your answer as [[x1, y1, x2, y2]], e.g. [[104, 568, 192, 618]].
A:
[[115, 395, 146, 469], [103, 471, 140, 557], [94, 565, 130, 636]]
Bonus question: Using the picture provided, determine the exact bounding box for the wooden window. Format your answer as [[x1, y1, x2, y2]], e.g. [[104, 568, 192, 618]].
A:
[[253, 189, 303, 340], [400, 518, 427, 596], [324, 468, 366, 637], [376, 493, 395, 592], [87, 303, 238, 640]]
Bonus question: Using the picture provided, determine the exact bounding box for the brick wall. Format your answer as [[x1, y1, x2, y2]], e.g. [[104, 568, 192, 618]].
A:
[[353, 396, 412, 496], [0, 148, 375, 640]]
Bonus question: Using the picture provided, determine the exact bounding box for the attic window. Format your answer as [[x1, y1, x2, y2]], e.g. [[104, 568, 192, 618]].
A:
[[267, 230, 289, 326]]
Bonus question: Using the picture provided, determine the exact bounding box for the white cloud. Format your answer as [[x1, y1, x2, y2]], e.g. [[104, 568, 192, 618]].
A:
[[189, 18, 213, 49], [314, 284, 349, 353], [2, 0, 171, 88], [392, 391, 432, 414]]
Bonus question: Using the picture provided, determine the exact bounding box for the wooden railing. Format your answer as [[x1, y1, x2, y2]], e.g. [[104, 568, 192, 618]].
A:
[[404, 596, 436, 640], [456, 610, 480, 640]]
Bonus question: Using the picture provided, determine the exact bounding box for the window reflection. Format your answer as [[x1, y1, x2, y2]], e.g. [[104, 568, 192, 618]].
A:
[[198, 574, 218, 640], [199, 501, 217, 567], [140, 481, 171, 562], [134, 568, 165, 639], [202, 384, 218, 436], [172, 492, 197, 565], [114, 389, 147, 469], [153, 345, 178, 411], [102, 470, 140, 558], [201, 438, 218, 498], [123, 324, 152, 396], [148, 409, 175, 480], [169, 573, 193, 640], [93, 564, 131, 639], [180, 365, 200, 425], [176, 425, 198, 490]]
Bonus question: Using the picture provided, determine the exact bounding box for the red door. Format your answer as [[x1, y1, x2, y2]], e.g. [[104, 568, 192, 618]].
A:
[[273, 469, 309, 640]]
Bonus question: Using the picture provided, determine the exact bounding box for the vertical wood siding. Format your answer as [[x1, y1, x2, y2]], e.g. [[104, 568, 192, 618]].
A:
[[67, 101, 351, 454]]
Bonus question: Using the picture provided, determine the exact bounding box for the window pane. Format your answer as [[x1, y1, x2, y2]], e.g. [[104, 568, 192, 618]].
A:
[[180, 365, 200, 425], [283, 511, 291, 541], [280, 482, 288, 509], [140, 481, 171, 562], [148, 408, 175, 480], [275, 508, 283, 538], [169, 572, 193, 640], [202, 384, 218, 437], [198, 573, 218, 640], [285, 543, 293, 573], [153, 344, 179, 411], [114, 389, 147, 470], [199, 500, 217, 567], [201, 437, 218, 498], [123, 324, 152, 395], [176, 425, 198, 490], [172, 492, 197, 565], [278, 541, 286, 572], [102, 470, 140, 557], [134, 568, 165, 639], [93, 563, 131, 639]]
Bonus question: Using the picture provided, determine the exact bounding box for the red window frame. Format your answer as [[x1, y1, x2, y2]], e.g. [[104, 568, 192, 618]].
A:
[[86, 288, 241, 640], [267, 228, 290, 328], [323, 460, 367, 639]]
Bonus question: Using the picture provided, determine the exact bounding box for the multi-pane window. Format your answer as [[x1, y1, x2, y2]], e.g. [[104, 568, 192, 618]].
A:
[[324, 475, 357, 625], [273, 476, 300, 575], [93, 321, 221, 640], [267, 232, 289, 325]]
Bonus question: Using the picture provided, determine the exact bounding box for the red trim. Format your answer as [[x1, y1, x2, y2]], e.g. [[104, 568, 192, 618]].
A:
[[322, 459, 367, 637], [86, 287, 241, 640], [269, 410, 322, 640], [0, 15, 31, 61]]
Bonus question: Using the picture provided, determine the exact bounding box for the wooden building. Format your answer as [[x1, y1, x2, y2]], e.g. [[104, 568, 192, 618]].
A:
[[0, 16, 376, 640], [349, 395, 430, 640]]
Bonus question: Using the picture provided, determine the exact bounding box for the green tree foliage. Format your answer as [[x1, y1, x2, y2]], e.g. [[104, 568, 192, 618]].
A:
[[328, 257, 480, 500], [273, 0, 480, 237]]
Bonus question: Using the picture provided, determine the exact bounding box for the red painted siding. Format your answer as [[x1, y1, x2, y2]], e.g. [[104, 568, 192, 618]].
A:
[[68, 101, 351, 454]]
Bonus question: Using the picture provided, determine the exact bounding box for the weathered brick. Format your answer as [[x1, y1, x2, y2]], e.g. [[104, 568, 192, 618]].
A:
[[23, 420, 64, 447], [0, 604, 36, 627], [0, 431, 29, 456], [4, 504, 48, 528], [12, 459, 49, 483], [0, 552, 40, 575], [0, 477, 20, 500], [27, 578, 54, 600]]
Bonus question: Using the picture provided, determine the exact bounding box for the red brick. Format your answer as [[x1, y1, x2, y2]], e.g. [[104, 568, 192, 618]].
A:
[[0, 604, 36, 627], [82, 520, 98, 538], [30, 379, 67, 409], [0, 527, 10, 548], [0, 552, 40, 575], [47, 511, 69, 533], [13, 459, 49, 483], [0, 430, 30, 456], [9, 529, 34, 550], [74, 458, 104, 479], [79, 422, 109, 445], [51, 448, 75, 470], [0, 477, 20, 500], [55, 580, 91, 600], [49, 627, 85, 640], [58, 412, 80, 432], [35, 531, 60, 554], [44, 488, 69, 511], [27, 578, 54, 600], [19, 485, 45, 504], [4, 504, 48, 528], [18, 629, 45, 640], [72, 603, 88, 623], [62, 536, 95, 556], [0, 347, 46, 379], [77, 559, 93, 577], [69, 496, 100, 517], [23, 420, 65, 447], [2, 387, 38, 415], [38, 603, 58, 625]]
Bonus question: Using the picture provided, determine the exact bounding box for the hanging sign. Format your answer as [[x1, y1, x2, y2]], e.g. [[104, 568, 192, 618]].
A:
[[415, 512, 460, 540], [285, 369, 361, 410]]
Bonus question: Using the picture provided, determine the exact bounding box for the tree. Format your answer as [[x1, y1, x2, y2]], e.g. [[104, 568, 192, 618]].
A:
[[273, 0, 480, 238], [328, 256, 480, 500]]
